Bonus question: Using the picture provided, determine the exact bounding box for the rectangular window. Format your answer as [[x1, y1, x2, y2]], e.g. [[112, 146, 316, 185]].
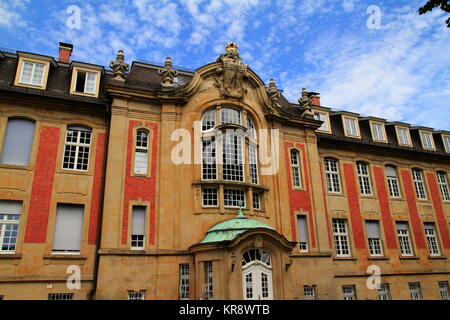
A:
[[420, 131, 434, 150], [75, 70, 97, 94], [397, 127, 411, 146], [204, 261, 213, 300], [396, 222, 413, 256], [134, 130, 148, 175], [252, 192, 261, 211], [408, 282, 422, 300], [333, 219, 351, 257], [314, 112, 330, 132], [179, 264, 190, 300], [297, 215, 309, 252], [424, 223, 440, 256], [0, 200, 22, 253], [290, 149, 302, 188], [62, 126, 92, 171], [443, 135, 450, 153], [202, 188, 218, 207], [221, 108, 240, 125], [325, 158, 341, 193], [386, 166, 401, 198], [304, 286, 316, 300], [249, 143, 259, 184], [342, 285, 356, 300], [224, 189, 245, 208], [439, 281, 449, 300], [0, 118, 35, 166], [20, 60, 45, 86], [437, 172, 450, 201], [343, 116, 359, 137], [128, 291, 145, 300], [366, 220, 383, 256], [357, 162, 372, 195], [48, 293, 73, 300], [131, 206, 145, 249], [52, 204, 84, 254], [377, 283, 391, 300], [412, 169, 427, 200], [371, 122, 386, 142], [202, 137, 217, 180], [222, 133, 244, 182]]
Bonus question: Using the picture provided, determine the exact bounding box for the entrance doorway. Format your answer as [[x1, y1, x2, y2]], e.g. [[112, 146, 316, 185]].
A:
[[242, 249, 273, 300]]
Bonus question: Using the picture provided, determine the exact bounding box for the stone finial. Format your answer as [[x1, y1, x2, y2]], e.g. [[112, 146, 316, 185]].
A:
[[109, 49, 130, 81], [158, 57, 178, 87], [267, 78, 280, 106], [298, 87, 314, 117]]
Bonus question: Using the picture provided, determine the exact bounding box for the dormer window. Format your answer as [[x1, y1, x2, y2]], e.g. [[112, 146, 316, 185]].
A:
[[370, 121, 387, 142], [342, 116, 360, 138], [314, 111, 331, 133], [419, 130, 435, 150], [20, 61, 45, 86], [441, 134, 450, 153], [14, 54, 53, 90], [75, 70, 96, 94], [396, 126, 412, 147], [69, 64, 102, 98]]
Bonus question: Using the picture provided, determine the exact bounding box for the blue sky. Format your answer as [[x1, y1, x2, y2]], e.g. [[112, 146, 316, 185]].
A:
[[1, 0, 449, 130]]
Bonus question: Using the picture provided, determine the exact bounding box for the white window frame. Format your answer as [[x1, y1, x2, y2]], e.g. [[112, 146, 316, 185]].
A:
[[396, 126, 412, 147], [128, 291, 145, 300], [0, 201, 22, 254], [179, 264, 190, 300], [130, 206, 146, 250], [204, 261, 213, 300], [290, 149, 302, 188], [408, 282, 422, 300], [325, 158, 341, 193], [442, 134, 450, 153], [62, 126, 92, 172], [386, 165, 401, 198], [437, 171, 450, 201], [314, 111, 330, 133], [333, 219, 351, 257], [342, 116, 360, 138], [252, 192, 261, 211], [370, 121, 387, 142], [304, 286, 316, 300], [249, 143, 259, 184], [75, 70, 97, 95], [396, 222, 414, 257], [202, 188, 218, 207], [419, 130, 435, 150], [377, 283, 391, 300], [134, 129, 149, 175], [357, 162, 372, 195], [223, 188, 246, 208], [366, 220, 383, 257], [424, 223, 441, 256], [439, 281, 449, 300], [342, 285, 356, 300], [297, 215, 309, 252], [19, 60, 45, 86], [412, 168, 427, 200]]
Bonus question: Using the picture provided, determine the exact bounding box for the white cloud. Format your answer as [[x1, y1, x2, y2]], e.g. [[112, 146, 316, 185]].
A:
[[0, 0, 28, 27]]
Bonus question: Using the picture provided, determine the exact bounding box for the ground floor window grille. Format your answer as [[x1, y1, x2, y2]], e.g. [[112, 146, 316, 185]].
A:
[[439, 281, 449, 300], [342, 285, 356, 300], [48, 293, 73, 300], [377, 283, 391, 300], [304, 286, 316, 300], [408, 282, 422, 300], [179, 264, 190, 300], [204, 261, 213, 300], [128, 291, 145, 300]]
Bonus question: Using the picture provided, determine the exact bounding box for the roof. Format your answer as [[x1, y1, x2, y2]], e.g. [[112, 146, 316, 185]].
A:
[[200, 208, 274, 244]]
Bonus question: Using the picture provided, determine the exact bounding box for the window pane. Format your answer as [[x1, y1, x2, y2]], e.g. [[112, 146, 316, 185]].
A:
[[84, 72, 96, 94], [132, 206, 145, 236], [52, 204, 84, 252], [1, 118, 35, 166], [221, 108, 240, 125], [202, 109, 216, 131]]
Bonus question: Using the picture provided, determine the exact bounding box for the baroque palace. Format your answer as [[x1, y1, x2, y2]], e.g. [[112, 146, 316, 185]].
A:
[[0, 42, 449, 300]]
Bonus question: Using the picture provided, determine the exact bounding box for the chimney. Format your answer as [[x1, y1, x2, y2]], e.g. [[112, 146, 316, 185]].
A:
[[58, 42, 73, 63], [311, 96, 321, 106]]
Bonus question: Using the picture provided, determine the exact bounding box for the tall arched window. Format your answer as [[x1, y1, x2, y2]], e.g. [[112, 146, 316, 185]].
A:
[[62, 125, 92, 171], [324, 158, 341, 193], [200, 106, 261, 210], [290, 149, 302, 188], [356, 161, 372, 195], [134, 129, 149, 175], [0, 118, 35, 166], [412, 168, 427, 200]]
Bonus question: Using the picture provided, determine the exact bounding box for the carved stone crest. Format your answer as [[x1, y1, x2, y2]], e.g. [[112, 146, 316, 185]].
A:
[[214, 43, 249, 99], [298, 88, 315, 117], [109, 50, 130, 81], [158, 57, 178, 87]]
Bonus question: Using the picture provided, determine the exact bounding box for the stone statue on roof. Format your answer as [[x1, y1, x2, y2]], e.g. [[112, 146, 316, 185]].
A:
[[298, 88, 314, 117], [158, 57, 178, 87], [267, 78, 281, 107], [214, 43, 249, 99], [109, 50, 130, 81]]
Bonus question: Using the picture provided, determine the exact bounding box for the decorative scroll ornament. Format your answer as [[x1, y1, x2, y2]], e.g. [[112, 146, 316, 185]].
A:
[[267, 78, 281, 107], [298, 88, 314, 117], [158, 57, 178, 87], [214, 43, 249, 99], [109, 50, 130, 81]]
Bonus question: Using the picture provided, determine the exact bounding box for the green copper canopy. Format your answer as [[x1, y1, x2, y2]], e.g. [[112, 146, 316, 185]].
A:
[[200, 207, 275, 244]]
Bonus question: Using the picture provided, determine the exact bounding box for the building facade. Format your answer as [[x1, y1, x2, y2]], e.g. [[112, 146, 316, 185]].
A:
[[0, 42, 449, 300]]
